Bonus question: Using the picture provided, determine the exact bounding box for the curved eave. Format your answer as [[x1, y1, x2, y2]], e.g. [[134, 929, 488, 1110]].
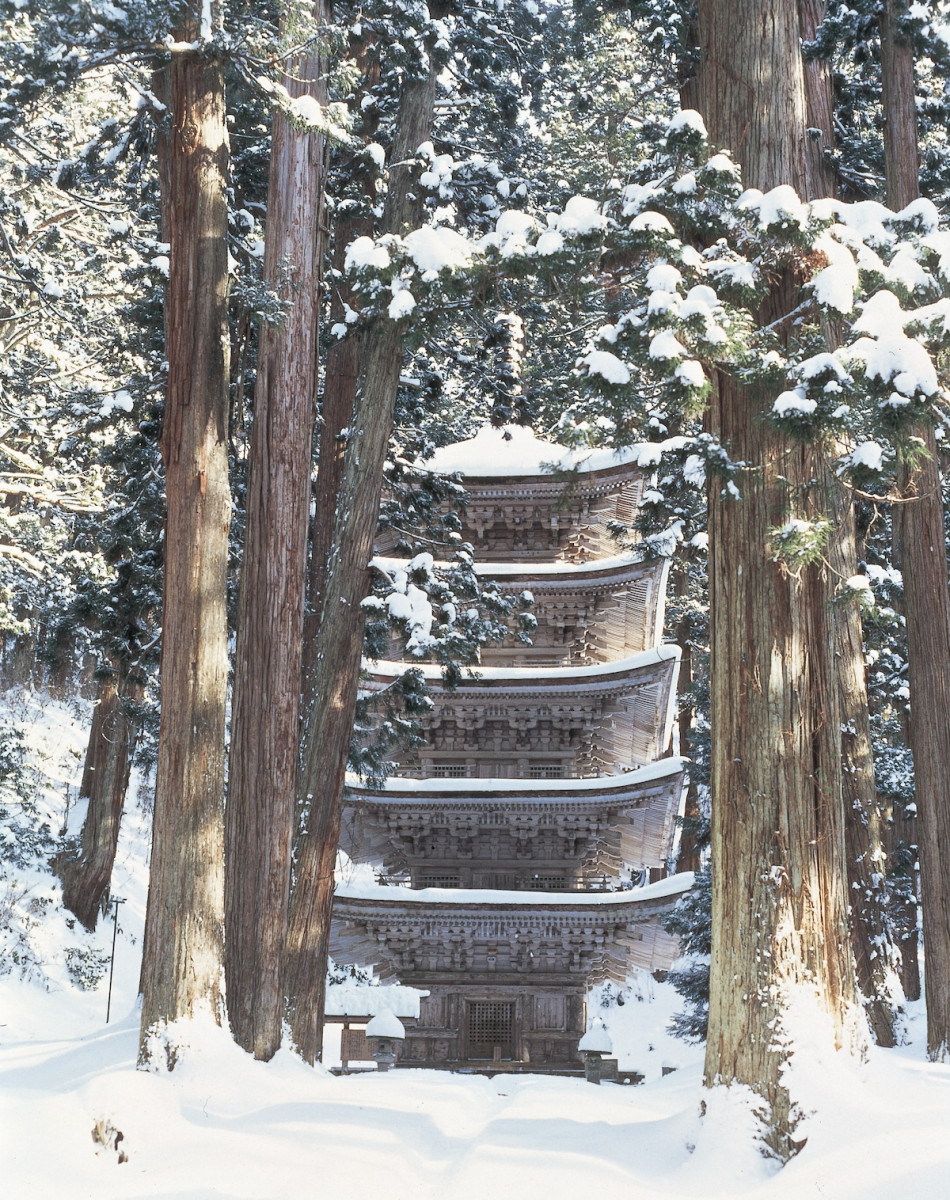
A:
[[450, 456, 642, 486], [420, 424, 691, 482], [478, 558, 669, 591], [365, 644, 680, 690], [373, 552, 668, 585], [343, 758, 686, 806], [334, 872, 693, 912], [421, 432, 647, 483]]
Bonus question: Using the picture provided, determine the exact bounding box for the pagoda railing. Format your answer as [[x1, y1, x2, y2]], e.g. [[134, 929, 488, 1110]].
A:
[[371, 871, 650, 892]]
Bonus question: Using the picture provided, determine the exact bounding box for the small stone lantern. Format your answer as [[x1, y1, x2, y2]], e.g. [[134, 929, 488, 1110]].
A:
[[578, 1020, 613, 1085], [365, 1010, 406, 1072]]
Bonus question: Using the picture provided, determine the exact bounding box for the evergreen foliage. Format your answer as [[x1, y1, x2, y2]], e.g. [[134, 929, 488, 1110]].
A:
[[663, 862, 711, 1042], [7, 0, 950, 1075]]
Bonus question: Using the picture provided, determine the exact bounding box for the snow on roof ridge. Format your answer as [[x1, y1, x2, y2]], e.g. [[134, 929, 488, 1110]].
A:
[[420, 423, 649, 478], [335, 871, 695, 907], [371, 551, 665, 577], [365, 644, 680, 682], [345, 757, 686, 796]]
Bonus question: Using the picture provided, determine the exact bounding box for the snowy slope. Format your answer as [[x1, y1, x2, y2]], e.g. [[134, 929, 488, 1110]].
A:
[[2, 692, 950, 1200], [3, 991, 950, 1200]]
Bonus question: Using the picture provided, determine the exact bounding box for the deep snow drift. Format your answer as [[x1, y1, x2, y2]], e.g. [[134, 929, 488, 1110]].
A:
[[3, 690, 950, 1200]]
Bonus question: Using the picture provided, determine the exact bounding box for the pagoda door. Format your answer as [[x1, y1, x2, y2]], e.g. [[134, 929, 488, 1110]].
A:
[[466, 1000, 516, 1060]]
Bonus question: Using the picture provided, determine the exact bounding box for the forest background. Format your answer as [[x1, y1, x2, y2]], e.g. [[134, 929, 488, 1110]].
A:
[[5, 0, 950, 1171]]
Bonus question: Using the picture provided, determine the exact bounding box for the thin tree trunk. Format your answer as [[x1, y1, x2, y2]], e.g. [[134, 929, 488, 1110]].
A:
[[882, 0, 935, 1017], [138, 14, 231, 1058], [303, 40, 380, 685], [893, 426, 950, 1051], [882, 0, 950, 1058], [799, 0, 900, 1046], [698, 0, 862, 1156], [285, 64, 438, 1065], [828, 502, 900, 1045], [304, 229, 364, 689], [881, 0, 920, 206], [59, 667, 140, 930], [672, 569, 703, 873], [225, 7, 328, 1061], [798, 0, 837, 200]]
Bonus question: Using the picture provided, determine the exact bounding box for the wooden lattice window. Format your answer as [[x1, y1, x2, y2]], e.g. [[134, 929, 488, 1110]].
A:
[[528, 764, 562, 779], [527, 874, 566, 890], [468, 1001, 515, 1059], [433, 764, 468, 778], [418, 873, 461, 889]]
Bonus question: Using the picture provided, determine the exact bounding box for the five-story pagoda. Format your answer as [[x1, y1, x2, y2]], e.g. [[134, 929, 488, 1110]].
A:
[[331, 425, 691, 1070]]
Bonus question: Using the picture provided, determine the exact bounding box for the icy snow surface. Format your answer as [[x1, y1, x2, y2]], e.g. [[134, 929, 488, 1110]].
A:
[[6, 957, 950, 1199], [3, 694, 950, 1199]]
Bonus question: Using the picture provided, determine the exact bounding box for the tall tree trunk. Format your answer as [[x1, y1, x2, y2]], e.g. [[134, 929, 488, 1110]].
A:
[[798, 0, 837, 200], [672, 568, 704, 874], [882, 0, 950, 1058], [799, 0, 900, 1047], [285, 64, 437, 1065], [880, 0, 923, 1004], [698, 1, 862, 1156], [59, 666, 141, 930], [138, 15, 231, 1058], [882, 0, 924, 1007], [829, 506, 900, 1045], [225, 7, 328, 1062], [303, 217, 367, 692], [303, 40, 380, 685]]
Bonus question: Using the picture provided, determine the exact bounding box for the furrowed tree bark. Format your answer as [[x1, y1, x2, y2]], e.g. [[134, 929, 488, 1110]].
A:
[[59, 666, 141, 930], [303, 279, 361, 687], [880, 0, 923, 1006], [882, 0, 950, 1058], [698, 0, 862, 1156], [798, 0, 837, 200], [285, 64, 437, 1065], [138, 14, 230, 1058], [225, 6, 328, 1061], [303, 37, 379, 686], [829, 506, 899, 1045], [800, 0, 900, 1047]]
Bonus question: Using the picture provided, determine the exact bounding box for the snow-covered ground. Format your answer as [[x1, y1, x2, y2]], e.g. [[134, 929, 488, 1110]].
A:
[[3, 691, 950, 1200]]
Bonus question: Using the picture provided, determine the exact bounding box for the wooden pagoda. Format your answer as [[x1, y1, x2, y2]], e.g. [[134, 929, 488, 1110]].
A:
[[331, 426, 690, 1070]]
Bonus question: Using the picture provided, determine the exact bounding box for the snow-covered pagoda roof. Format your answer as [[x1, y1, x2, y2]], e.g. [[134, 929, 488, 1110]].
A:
[[374, 549, 662, 580], [373, 554, 670, 665], [364, 647, 681, 775], [381, 426, 678, 564], [340, 760, 687, 880], [344, 756, 685, 799], [421, 423, 684, 480], [331, 873, 693, 984], [366, 644, 680, 685], [336, 871, 692, 907]]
